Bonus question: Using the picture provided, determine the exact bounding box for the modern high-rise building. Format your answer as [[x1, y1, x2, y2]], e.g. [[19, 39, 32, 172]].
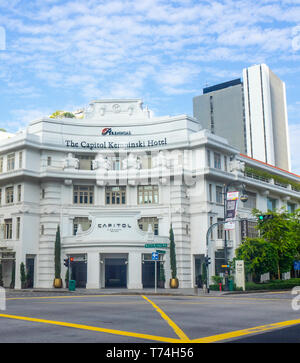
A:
[[193, 64, 291, 171]]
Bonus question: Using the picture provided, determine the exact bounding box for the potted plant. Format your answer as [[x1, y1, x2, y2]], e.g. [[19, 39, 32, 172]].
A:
[[20, 262, 26, 289], [53, 225, 62, 288], [169, 225, 179, 288]]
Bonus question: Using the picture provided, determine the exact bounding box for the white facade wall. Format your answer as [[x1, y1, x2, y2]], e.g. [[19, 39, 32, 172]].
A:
[[0, 99, 299, 289]]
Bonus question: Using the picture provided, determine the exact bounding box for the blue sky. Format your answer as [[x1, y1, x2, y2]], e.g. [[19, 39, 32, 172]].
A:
[[0, 0, 300, 173]]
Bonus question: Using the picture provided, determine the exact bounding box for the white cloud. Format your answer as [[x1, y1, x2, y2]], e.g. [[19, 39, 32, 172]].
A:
[[0, 0, 300, 128]]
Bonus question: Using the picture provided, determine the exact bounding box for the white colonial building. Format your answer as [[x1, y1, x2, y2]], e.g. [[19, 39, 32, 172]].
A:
[[0, 99, 299, 289]]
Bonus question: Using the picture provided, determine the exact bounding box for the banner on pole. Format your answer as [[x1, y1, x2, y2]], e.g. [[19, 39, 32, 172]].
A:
[[224, 191, 239, 230], [225, 191, 239, 220]]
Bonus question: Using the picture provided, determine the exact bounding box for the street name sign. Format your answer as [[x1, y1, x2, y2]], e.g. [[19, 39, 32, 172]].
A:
[[145, 243, 168, 248]]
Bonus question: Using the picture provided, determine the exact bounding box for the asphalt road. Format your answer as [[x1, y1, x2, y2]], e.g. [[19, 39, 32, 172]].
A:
[[0, 290, 300, 345]]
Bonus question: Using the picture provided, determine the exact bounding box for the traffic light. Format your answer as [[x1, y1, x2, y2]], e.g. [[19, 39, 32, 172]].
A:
[[258, 214, 274, 222], [205, 256, 211, 266], [64, 258, 69, 267], [70, 257, 74, 263]]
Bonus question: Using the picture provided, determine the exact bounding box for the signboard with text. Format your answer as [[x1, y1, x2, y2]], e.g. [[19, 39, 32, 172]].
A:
[[224, 191, 239, 230]]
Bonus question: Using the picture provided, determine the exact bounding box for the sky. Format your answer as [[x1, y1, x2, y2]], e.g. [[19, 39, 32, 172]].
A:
[[0, 0, 300, 174]]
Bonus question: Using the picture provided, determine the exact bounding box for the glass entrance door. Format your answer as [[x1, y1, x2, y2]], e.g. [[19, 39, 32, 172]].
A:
[[71, 261, 87, 288], [105, 258, 127, 288]]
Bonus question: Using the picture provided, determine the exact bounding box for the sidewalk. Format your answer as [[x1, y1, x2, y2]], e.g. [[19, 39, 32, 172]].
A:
[[5, 287, 228, 297]]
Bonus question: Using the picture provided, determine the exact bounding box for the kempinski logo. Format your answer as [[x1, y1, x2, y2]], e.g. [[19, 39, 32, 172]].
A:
[[102, 127, 131, 136]]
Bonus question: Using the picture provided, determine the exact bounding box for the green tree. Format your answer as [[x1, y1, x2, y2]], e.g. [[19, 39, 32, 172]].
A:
[[50, 110, 75, 119], [169, 225, 177, 279], [253, 208, 299, 278], [63, 112, 75, 118], [54, 225, 61, 279], [234, 238, 278, 282], [159, 262, 165, 281]]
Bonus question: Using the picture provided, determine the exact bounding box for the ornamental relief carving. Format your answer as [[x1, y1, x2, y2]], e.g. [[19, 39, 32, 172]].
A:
[[63, 153, 79, 170]]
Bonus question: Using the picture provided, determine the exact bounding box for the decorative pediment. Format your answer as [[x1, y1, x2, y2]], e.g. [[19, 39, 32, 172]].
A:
[[84, 99, 152, 120]]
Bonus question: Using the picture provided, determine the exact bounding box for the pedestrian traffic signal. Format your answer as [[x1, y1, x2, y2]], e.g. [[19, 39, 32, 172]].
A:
[[205, 256, 211, 266], [258, 214, 274, 222], [64, 258, 69, 267], [70, 257, 74, 263]]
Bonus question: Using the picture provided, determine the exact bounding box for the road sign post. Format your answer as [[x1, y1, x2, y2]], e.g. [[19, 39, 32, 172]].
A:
[[152, 252, 159, 293]]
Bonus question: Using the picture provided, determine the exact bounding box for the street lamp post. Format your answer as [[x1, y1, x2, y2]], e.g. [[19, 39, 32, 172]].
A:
[[223, 182, 248, 291]]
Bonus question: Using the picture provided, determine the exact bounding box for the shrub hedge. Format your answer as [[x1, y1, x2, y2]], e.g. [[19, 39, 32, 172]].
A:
[[209, 278, 300, 291]]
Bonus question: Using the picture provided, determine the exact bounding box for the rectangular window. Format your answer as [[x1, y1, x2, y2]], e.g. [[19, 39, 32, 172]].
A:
[[138, 217, 159, 235], [73, 185, 94, 205], [0, 188, 2, 205], [47, 156, 52, 166], [214, 152, 221, 169], [267, 197, 277, 211], [19, 152, 23, 168], [7, 153, 15, 171], [210, 216, 213, 239], [16, 217, 20, 239], [18, 185, 22, 202], [41, 224, 44, 236], [105, 186, 126, 205], [224, 156, 227, 172], [5, 219, 12, 239], [141, 154, 152, 169], [112, 157, 121, 171], [207, 150, 211, 167], [41, 189, 45, 199], [138, 185, 159, 204], [209, 184, 212, 202], [75, 154, 95, 170], [287, 203, 296, 214], [243, 191, 256, 209], [6, 186, 14, 204], [216, 186, 223, 204], [217, 218, 224, 239]]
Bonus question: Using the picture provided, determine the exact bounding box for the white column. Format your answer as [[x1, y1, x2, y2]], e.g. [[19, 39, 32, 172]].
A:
[[86, 252, 100, 289], [127, 252, 142, 289]]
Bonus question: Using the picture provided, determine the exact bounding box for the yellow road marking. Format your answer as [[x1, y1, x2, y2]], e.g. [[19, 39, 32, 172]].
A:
[[192, 319, 300, 343], [3, 294, 298, 343], [0, 313, 182, 343], [141, 295, 190, 342]]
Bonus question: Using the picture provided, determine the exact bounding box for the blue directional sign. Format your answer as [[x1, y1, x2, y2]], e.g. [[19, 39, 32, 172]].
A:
[[152, 252, 159, 261], [294, 261, 300, 271]]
